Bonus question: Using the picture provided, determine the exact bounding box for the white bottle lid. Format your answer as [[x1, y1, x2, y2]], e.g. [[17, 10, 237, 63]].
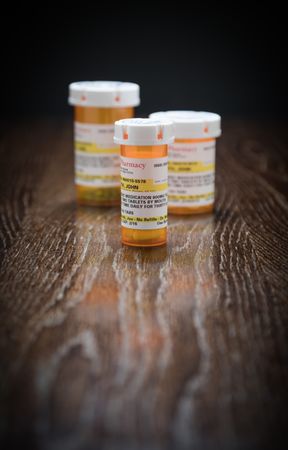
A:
[[114, 118, 174, 146], [149, 111, 221, 139], [68, 81, 140, 107]]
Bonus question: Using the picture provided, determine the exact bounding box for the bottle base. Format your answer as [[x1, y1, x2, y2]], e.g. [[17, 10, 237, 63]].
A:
[[168, 203, 214, 215], [121, 227, 167, 247]]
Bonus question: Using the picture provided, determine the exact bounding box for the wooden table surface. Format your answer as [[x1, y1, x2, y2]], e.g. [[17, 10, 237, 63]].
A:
[[0, 119, 288, 450]]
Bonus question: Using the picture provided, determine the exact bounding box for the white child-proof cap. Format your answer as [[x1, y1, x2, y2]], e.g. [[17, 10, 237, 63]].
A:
[[68, 81, 140, 107], [114, 118, 174, 146], [149, 111, 221, 139]]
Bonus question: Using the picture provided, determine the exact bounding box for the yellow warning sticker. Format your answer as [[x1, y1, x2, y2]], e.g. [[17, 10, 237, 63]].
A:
[[122, 215, 167, 224], [169, 193, 213, 201], [168, 161, 215, 173], [75, 142, 120, 154], [121, 177, 167, 192], [76, 173, 119, 182]]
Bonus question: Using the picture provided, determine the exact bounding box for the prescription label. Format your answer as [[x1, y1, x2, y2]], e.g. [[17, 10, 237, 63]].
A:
[[168, 141, 216, 207], [121, 156, 168, 230], [74, 122, 120, 187]]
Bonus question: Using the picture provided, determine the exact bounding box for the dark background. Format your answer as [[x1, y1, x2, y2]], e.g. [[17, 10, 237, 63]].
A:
[[1, 8, 287, 118]]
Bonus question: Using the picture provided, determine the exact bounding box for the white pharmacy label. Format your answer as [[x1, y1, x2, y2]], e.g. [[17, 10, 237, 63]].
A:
[[168, 140, 216, 207], [74, 122, 120, 187], [121, 156, 168, 230]]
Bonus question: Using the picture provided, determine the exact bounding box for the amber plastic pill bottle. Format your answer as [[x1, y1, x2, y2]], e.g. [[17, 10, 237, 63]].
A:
[[150, 111, 221, 214], [114, 118, 174, 247], [68, 81, 140, 206]]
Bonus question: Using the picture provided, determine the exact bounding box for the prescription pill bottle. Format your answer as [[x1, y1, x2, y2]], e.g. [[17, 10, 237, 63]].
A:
[[68, 81, 140, 206], [114, 118, 174, 247], [150, 111, 221, 215]]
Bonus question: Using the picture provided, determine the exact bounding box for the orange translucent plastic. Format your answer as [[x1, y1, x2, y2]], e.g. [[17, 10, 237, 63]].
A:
[[121, 144, 168, 247], [74, 106, 134, 206], [169, 137, 215, 215]]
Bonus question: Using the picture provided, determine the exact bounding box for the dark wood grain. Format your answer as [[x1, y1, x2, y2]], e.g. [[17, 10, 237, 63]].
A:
[[0, 118, 288, 450]]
